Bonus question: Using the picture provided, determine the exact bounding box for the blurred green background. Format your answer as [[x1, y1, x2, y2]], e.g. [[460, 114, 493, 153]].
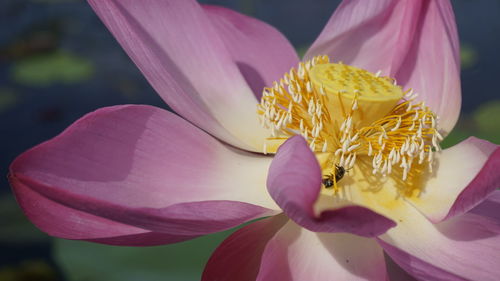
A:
[[1, 0, 499, 280]]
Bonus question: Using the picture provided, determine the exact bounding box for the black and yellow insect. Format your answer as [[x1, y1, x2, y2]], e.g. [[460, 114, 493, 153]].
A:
[[322, 165, 346, 188]]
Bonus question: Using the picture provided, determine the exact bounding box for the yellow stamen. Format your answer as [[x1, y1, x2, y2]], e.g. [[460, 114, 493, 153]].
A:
[[257, 55, 441, 195]]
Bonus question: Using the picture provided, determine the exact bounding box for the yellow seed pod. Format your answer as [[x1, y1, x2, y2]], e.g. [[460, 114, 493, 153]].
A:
[[309, 63, 404, 128]]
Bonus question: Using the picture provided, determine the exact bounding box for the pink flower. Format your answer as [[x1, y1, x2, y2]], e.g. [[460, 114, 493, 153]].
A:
[[9, 0, 500, 280]]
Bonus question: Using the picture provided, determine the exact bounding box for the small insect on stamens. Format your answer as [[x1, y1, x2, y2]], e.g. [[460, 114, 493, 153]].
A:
[[322, 174, 335, 188], [322, 164, 347, 188]]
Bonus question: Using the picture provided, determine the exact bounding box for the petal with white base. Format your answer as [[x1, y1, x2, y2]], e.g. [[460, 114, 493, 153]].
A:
[[405, 137, 500, 223], [88, 0, 269, 151], [256, 220, 388, 281], [379, 195, 500, 281], [10, 105, 278, 244]]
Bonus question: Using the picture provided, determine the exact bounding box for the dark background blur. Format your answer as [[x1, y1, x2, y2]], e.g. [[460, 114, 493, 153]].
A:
[[1, 0, 499, 280]]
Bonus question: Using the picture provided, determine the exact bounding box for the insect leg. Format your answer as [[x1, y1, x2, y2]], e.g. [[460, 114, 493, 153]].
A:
[[333, 169, 338, 192]]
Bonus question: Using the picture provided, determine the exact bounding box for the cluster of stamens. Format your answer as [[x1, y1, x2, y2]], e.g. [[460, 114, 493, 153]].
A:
[[257, 55, 442, 185], [336, 91, 442, 180], [258, 55, 332, 153]]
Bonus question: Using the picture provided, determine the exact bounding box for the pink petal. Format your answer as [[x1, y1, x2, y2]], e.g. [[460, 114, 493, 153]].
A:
[[405, 137, 500, 223], [379, 240, 465, 281], [305, 0, 422, 77], [87, 0, 269, 151], [468, 190, 500, 222], [395, 0, 461, 133], [306, 0, 460, 133], [202, 215, 288, 281], [11, 176, 193, 246], [203, 5, 299, 100], [10, 105, 278, 244], [379, 195, 500, 281], [385, 253, 419, 281], [256, 220, 388, 281], [267, 136, 396, 237]]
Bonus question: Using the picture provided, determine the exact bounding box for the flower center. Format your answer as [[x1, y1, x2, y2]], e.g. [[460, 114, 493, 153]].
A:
[[257, 56, 441, 195]]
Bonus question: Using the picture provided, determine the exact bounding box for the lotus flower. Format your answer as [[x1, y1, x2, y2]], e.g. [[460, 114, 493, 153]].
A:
[[9, 0, 500, 280]]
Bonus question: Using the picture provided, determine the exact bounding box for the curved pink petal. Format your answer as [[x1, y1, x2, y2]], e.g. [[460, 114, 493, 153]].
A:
[[385, 253, 419, 281], [306, 0, 460, 133], [203, 5, 299, 100], [11, 177, 198, 246], [9, 105, 278, 244], [468, 190, 500, 222], [378, 240, 466, 281], [395, 0, 461, 133], [379, 196, 500, 281], [267, 136, 395, 237], [87, 0, 269, 151], [305, 0, 422, 77], [256, 220, 388, 281], [202, 215, 288, 281], [405, 137, 500, 223], [444, 142, 500, 220]]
